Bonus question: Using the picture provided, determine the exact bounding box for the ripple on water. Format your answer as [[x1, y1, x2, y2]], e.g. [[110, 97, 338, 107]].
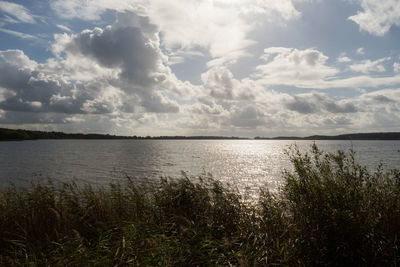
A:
[[0, 140, 399, 197]]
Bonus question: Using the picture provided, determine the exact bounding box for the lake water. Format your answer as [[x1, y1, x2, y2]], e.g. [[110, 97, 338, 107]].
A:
[[1, 140, 400, 193]]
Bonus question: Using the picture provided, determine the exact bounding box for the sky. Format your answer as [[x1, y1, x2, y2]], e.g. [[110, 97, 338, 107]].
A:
[[0, 0, 399, 137]]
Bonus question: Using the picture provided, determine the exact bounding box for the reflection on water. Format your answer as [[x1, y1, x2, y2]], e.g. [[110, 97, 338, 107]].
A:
[[1, 140, 400, 193]]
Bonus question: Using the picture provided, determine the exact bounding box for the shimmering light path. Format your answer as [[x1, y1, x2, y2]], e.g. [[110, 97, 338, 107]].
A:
[[1, 140, 399, 194]]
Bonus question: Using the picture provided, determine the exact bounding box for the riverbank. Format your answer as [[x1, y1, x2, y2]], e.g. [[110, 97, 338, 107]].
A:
[[1, 145, 399, 265]]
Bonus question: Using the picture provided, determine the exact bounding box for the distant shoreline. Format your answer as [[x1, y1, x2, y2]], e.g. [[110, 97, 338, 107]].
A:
[[1, 127, 400, 141]]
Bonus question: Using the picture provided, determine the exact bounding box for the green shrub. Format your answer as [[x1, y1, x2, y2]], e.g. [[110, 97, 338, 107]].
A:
[[283, 144, 400, 265]]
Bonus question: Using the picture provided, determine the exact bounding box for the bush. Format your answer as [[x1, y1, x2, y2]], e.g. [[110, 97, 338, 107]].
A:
[[283, 144, 400, 265]]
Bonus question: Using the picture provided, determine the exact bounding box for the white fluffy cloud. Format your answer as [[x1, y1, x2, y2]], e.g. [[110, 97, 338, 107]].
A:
[[337, 53, 352, 63], [254, 47, 338, 87], [201, 67, 256, 101], [349, 0, 400, 36], [0, 49, 38, 69]]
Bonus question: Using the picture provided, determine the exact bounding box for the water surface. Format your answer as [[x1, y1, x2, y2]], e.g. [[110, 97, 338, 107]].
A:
[[1, 140, 399, 193]]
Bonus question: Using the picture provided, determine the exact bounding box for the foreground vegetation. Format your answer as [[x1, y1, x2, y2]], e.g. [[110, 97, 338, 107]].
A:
[[1, 145, 399, 266]]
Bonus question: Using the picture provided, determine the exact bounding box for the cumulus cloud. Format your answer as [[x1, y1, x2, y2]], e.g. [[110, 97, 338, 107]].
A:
[[50, 0, 309, 66], [337, 53, 352, 63], [349, 0, 400, 36], [52, 11, 185, 113], [0, 61, 91, 114], [254, 47, 338, 87], [201, 67, 256, 101], [0, 49, 38, 70], [0, 10, 196, 131], [180, 82, 400, 135]]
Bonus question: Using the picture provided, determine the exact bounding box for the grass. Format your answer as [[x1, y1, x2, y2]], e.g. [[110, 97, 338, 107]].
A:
[[1, 144, 399, 266]]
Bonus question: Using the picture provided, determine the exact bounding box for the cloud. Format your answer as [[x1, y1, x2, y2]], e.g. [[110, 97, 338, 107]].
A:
[[394, 62, 400, 73], [0, 86, 15, 102], [356, 47, 365, 55], [321, 74, 400, 89], [0, 9, 197, 132], [254, 47, 338, 87], [251, 47, 400, 90], [0, 1, 36, 24], [2, 2, 400, 136], [50, 0, 309, 66], [285, 92, 357, 114], [185, 101, 226, 116], [240, 0, 301, 20], [0, 61, 91, 114], [56, 24, 72, 32], [53, 11, 185, 113], [0, 28, 40, 40], [0, 49, 38, 70], [349, 57, 390, 74], [50, 0, 107, 21], [201, 67, 256, 101], [359, 88, 400, 108], [337, 53, 352, 63], [349, 0, 400, 36], [230, 105, 265, 128]]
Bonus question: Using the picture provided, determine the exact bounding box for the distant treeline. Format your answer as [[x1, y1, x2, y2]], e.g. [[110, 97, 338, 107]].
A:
[[255, 132, 400, 140], [0, 128, 248, 141], [2, 127, 400, 141], [0, 128, 134, 141]]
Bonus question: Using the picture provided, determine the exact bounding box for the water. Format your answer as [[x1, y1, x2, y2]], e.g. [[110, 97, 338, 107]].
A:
[[1, 140, 400, 193]]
